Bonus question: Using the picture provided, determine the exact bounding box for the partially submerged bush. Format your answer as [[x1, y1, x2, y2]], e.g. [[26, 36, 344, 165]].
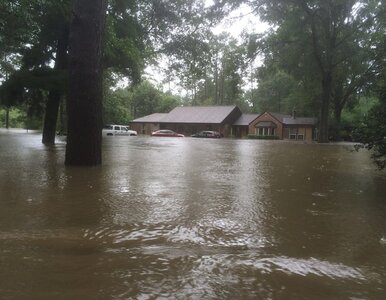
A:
[[247, 135, 279, 140]]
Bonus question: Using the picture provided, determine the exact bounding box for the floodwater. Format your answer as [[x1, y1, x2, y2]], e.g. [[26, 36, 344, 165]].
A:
[[0, 130, 386, 299]]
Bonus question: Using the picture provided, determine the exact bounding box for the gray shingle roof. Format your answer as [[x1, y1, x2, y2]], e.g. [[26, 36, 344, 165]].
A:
[[270, 112, 291, 122], [282, 117, 318, 125], [131, 113, 168, 123], [160, 105, 239, 124], [233, 114, 259, 126], [269, 112, 317, 126], [131, 109, 318, 127]]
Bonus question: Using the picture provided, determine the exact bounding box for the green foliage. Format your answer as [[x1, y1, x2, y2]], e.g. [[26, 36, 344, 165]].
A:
[[157, 92, 181, 113], [104, 2, 146, 83], [103, 88, 133, 125], [354, 101, 386, 169], [354, 82, 386, 169], [248, 0, 382, 142], [103, 80, 182, 123], [341, 97, 379, 128], [346, 3, 386, 157], [129, 81, 182, 117], [253, 71, 295, 112], [129, 81, 163, 117], [0, 107, 24, 128], [0, 68, 67, 105], [166, 34, 250, 107], [2, 0, 384, 154]]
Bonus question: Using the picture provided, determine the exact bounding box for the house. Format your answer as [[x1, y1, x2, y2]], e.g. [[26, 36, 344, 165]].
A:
[[130, 106, 317, 141], [130, 113, 168, 135], [232, 114, 259, 138], [247, 111, 318, 142], [130, 105, 242, 137]]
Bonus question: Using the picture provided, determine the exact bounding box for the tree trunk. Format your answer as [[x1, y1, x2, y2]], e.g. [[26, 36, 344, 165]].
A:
[[5, 107, 9, 129], [214, 53, 219, 104], [58, 97, 66, 134], [333, 102, 344, 141], [65, 0, 107, 166], [318, 72, 332, 143], [219, 70, 224, 105], [42, 25, 69, 145], [42, 89, 61, 144]]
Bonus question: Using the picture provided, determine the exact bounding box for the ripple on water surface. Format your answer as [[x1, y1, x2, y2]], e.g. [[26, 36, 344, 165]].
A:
[[1, 134, 386, 299]]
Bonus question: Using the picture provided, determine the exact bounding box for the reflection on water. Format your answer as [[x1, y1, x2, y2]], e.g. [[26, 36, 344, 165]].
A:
[[1, 130, 386, 299]]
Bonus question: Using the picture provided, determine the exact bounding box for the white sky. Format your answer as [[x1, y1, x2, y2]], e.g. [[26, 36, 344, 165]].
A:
[[211, 3, 269, 38]]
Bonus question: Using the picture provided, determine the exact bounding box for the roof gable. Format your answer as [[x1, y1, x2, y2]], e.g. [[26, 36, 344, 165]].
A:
[[233, 114, 259, 126], [268, 112, 291, 122]]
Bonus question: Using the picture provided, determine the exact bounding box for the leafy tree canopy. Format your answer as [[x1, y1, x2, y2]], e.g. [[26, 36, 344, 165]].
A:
[[354, 93, 386, 169]]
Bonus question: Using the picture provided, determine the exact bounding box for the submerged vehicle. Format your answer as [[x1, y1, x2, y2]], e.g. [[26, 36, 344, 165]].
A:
[[191, 131, 222, 138], [151, 129, 184, 137], [103, 125, 137, 136]]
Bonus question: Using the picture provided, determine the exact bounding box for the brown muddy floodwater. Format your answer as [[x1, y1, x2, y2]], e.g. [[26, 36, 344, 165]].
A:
[[0, 129, 386, 299]]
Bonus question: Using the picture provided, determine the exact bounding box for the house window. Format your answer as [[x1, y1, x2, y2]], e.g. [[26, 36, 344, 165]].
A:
[[255, 122, 276, 136], [289, 128, 297, 139], [257, 127, 269, 135], [288, 128, 304, 140]]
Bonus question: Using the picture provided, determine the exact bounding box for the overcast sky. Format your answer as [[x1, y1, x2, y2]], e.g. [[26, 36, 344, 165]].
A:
[[211, 3, 268, 38]]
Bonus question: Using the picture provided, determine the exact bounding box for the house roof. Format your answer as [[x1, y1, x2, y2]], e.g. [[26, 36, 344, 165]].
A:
[[262, 112, 317, 126], [131, 108, 317, 127], [233, 114, 259, 126], [282, 116, 318, 125], [131, 113, 168, 123], [159, 105, 239, 124], [268, 112, 290, 122]]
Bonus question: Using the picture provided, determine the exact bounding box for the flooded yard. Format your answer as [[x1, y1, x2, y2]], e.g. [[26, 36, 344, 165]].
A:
[[0, 130, 386, 299]]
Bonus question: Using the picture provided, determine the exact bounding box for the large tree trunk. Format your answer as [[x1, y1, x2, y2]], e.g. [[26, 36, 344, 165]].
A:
[[333, 102, 344, 141], [65, 0, 107, 166], [42, 89, 61, 144], [318, 72, 332, 143], [214, 53, 219, 104], [42, 25, 69, 145], [5, 107, 9, 129], [58, 97, 66, 134]]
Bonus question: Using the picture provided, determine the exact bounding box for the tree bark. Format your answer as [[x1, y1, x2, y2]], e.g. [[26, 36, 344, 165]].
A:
[[65, 0, 107, 166], [42, 89, 61, 144], [333, 100, 344, 141], [42, 25, 69, 145], [5, 107, 9, 129], [214, 53, 219, 104], [318, 72, 332, 143]]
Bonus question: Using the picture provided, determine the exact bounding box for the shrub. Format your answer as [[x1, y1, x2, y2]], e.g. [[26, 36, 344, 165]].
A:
[[247, 134, 279, 140]]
